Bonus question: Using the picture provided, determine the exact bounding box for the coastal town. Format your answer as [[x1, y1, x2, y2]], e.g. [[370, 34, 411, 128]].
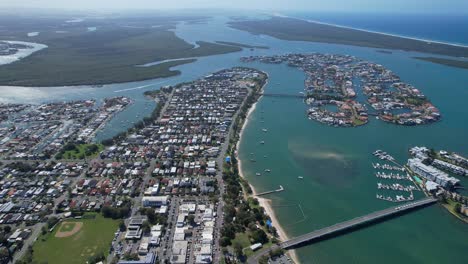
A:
[[1, 4, 468, 264], [241, 53, 441, 127], [0, 67, 292, 264], [0, 58, 464, 264], [0, 97, 131, 160]]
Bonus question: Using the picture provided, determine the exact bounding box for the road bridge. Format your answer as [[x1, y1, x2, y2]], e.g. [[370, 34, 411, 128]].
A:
[[248, 197, 437, 263], [260, 93, 305, 98]]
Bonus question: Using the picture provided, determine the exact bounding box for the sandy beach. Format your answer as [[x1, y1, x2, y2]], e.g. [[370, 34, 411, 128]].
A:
[[272, 14, 468, 49], [236, 77, 300, 264]]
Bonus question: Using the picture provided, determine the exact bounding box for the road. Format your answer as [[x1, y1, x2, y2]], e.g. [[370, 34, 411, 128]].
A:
[[212, 87, 258, 263]]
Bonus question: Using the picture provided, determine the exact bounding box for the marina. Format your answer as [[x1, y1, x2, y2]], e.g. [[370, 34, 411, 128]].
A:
[[370, 150, 421, 204], [375, 172, 410, 180]]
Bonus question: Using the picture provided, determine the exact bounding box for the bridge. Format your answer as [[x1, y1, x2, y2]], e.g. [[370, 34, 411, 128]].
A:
[[260, 93, 305, 99], [248, 197, 437, 263]]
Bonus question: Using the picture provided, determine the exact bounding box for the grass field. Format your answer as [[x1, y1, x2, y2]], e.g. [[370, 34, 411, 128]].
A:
[[232, 232, 273, 257], [60, 143, 104, 159], [32, 214, 119, 264]]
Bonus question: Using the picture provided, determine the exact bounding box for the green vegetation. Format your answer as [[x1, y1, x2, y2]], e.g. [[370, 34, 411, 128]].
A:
[[31, 213, 119, 264], [376, 50, 393, 54], [414, 57, 468, 70], [217, 72, 280, 261], [215, 41, 269, 49], [101, 202, 131, 219], [352, 117, 367, 126], [139, 207, 168, 226], [229, 17, 468, 57], [442, 198, 468, 223], [403, 96, 429, 106], [0, 15, 241, 86], [56, 143, 104, 159]]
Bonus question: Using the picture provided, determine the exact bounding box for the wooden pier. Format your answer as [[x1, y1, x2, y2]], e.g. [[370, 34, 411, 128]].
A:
[[255, 185, 284, 196]]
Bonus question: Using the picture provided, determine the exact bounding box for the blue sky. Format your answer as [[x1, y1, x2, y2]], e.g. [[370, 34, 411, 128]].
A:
[[1, 0, 467, 13]]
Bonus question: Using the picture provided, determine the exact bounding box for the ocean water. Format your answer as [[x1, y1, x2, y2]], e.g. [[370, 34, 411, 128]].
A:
[[1, 15, 467, 263], [288, 12, 468, 46]]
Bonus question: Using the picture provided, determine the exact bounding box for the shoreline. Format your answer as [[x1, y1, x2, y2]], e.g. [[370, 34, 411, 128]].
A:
[[0, 40, 48, 66], [236, 76, 301, 264], [271, 13, 468, 50]]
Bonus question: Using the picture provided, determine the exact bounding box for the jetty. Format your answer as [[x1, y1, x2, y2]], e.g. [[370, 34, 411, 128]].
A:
[[255, 185, 284, 196], [248, 197, 437, 263]]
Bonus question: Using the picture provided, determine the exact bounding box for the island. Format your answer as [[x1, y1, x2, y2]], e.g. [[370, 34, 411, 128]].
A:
[[413, 57, 468, 70], [242, 53, 441, 127], [229, 16, 468, 58], [0, 15, 243, 86]]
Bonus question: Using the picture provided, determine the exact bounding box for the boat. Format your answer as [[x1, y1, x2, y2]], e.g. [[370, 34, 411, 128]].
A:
[[298, 176, 304, 179], [262, 128, 268, 132], [260, 141, 265, 144], [264, 169, 271, 172], [256, 173, 261, 176]]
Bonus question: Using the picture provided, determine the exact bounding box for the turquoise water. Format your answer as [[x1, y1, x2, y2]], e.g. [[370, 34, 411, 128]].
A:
[[238, 61, 468, 263], [1, 16, 467, 263]]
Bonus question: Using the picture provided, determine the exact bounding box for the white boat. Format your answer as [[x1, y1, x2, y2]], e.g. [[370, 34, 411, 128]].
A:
[[262, 128, 268, 132], [256, 173, 261, 176], [264, 169, 271, 172], [298, 176, 304, 179], [260, 141, 265, 144]]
